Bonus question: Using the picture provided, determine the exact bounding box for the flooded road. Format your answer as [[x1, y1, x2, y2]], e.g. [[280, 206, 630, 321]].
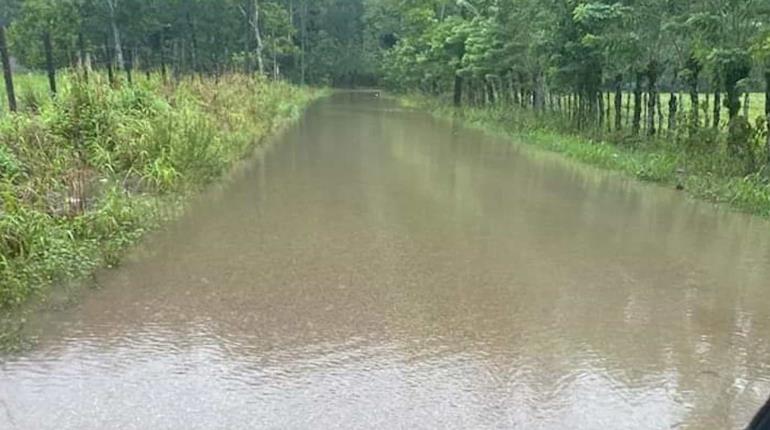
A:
[[2, 93, 770, 429]]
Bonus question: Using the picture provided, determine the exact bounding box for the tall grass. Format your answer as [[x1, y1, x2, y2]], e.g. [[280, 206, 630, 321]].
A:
[[0, 72, 324, 311], [0, 73, 51, 115]]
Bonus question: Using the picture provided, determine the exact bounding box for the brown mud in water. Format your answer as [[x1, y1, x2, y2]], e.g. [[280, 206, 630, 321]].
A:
[[1, 92, 769, 429]]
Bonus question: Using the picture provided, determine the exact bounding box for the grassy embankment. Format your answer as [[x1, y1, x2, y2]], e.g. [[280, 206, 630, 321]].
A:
[[0, 73, 325, 345], [404, 94, 770, 217]]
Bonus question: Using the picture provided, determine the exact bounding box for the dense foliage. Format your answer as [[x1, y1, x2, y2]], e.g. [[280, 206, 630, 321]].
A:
[[369, 0, 770, 220], [2, 1, 768, 122], [372, 2, 766, 108], [0, 0, 375, 87], [367, 0, 769, 117], [368, 0, 770, 181]]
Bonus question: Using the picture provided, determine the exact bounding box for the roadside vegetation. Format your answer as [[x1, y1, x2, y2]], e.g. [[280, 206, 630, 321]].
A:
[[369, 1, 770, 216], [407, 94, 770, 216], [0, 73, 321, 318], [1, 0, 340, 342]]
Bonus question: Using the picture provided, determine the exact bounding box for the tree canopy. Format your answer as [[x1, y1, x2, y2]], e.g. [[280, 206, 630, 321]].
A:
[[3, 0, 376, 86], [2, 0, 769, 127]]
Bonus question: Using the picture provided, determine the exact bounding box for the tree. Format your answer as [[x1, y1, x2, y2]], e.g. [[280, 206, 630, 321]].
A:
[[752, 30, 770, 162], [0, 20, 17, 112], [104, 0, 124, 69]]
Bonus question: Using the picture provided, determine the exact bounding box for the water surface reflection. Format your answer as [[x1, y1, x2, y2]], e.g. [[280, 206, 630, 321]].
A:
[[1, 93, 769, 429]]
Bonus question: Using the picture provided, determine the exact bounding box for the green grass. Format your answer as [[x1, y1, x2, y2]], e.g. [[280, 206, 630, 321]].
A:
[[0, 71, 326, 320], [0, 72, 50, 114], [405, 94, 770, 218], [598, 92, 767, 132]]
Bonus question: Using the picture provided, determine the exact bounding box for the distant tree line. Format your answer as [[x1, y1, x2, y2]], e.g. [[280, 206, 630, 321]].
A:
[[0, 0, 376, 92], [2, 0, 769, 153], [364, 0, 770, 162]]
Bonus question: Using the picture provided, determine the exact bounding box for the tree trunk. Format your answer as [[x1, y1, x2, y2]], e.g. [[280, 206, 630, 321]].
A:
[[713, 89, 721, 128], [0, 24, 16, 112], [743, 93, 749, 119], [288, 0, 296, 78], [632, 73, 643, 135], [767, 110, 770, 165], [668, 92, 678, 134], [301, 0, 307, 84], [646, 61, 658, 136], [485, 78, 495, 105], [243, 0, 253, 74], [577, 93, 583, 123], [179, 40, 186, 75], [272, 31, 279, 80], [106, 0, 125, 69], [171, 39, 179, 81], [78, 31, 88, 82], [513, 74, 520, 106], [704, 93, 711, 126], [614, 76, 622, 132], [186, 7, 199, 73], [597, 91, 605, 128], [588, 90, 599, 128], [690, 86, 699, 127], [535, 72, 546, 111], [104, 35, 115, 85], [43, 32, 57, 95], [686, 56, 701, 127], [576, 93, 582, 124], [625, 89, 630, 128], [160, 31, 167, 83], [765, 71, 770, 118], [726, 84, 741, 121], [766, 72, 770, 165], [579, 92, 588, 129], [508, 73, 517, 105], [453, 74, 463, 107], [125, 45, 133, 84], [252, 0, 264, 76]]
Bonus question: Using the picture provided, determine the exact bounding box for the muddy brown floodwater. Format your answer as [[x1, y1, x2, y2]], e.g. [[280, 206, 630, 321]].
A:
[[2, 93, 770, 430]]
